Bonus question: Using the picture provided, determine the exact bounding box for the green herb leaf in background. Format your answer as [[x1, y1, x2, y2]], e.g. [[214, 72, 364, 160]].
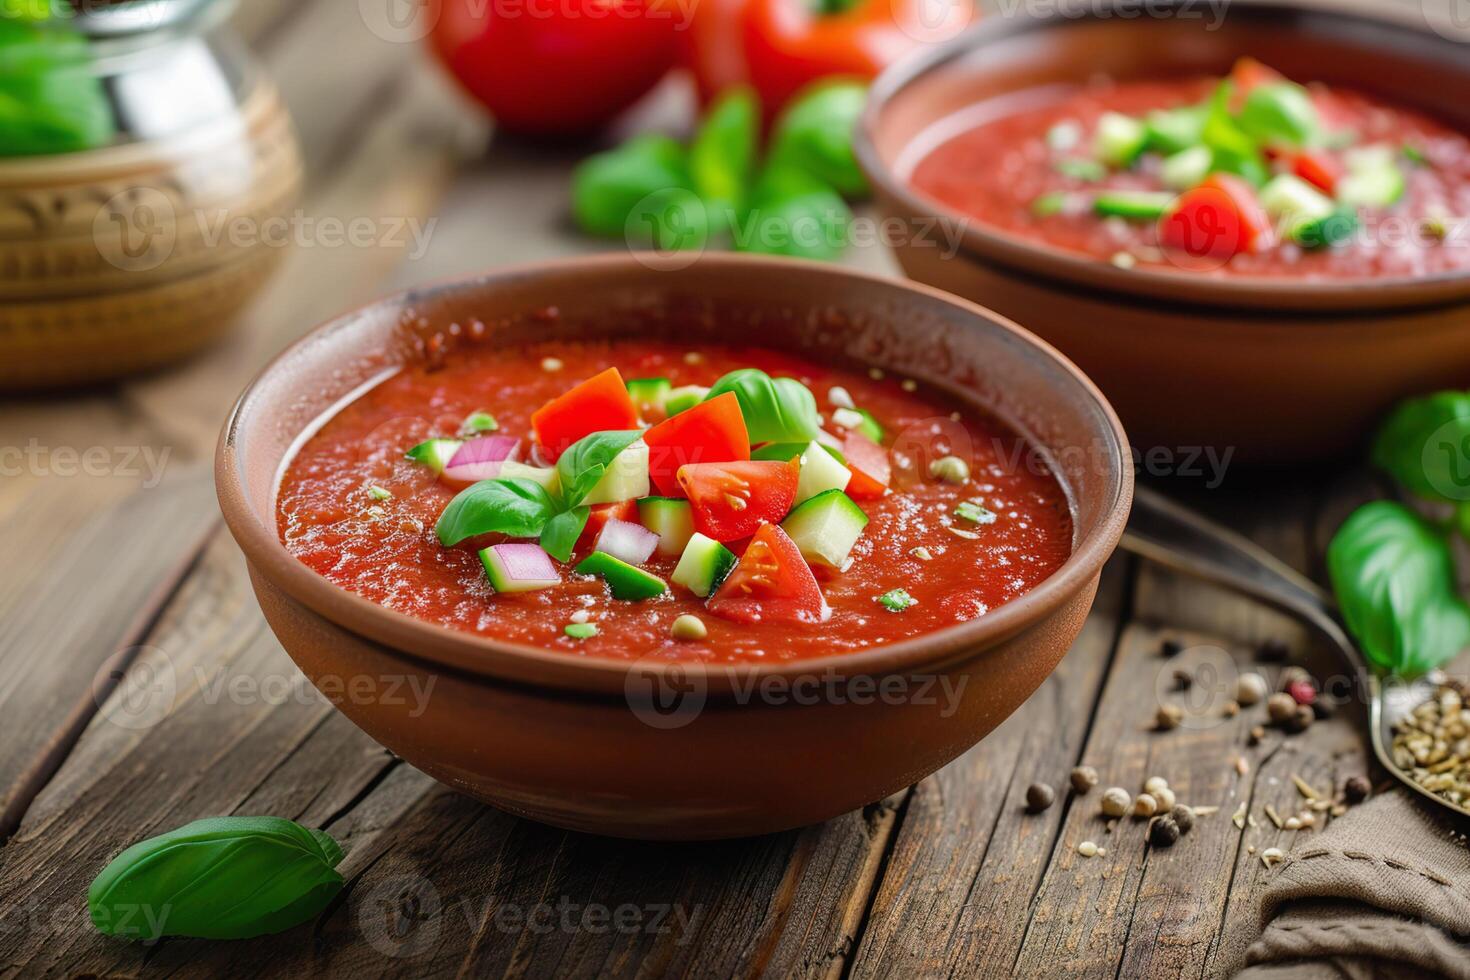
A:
[[540, 504, 589, 562], [1327, 500, 1470, 678], [689, 86, 758, 236], [88, 817, 344, 941], [1371, 390, 1470, 507], [556, 430, 644, 507], [734, 164, 852, 261], [766, 79, 869, 198], [625, 185, 709, 252], [1236, 81, 1321, 148], [435, 477, 558, 545], [705, 368, 820, 444], [571, 134, 688, 237], [0, 19, 116, 157]]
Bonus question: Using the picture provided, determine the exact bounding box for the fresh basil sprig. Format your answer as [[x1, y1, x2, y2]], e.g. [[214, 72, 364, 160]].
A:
[[435, 477, 558, 546], [705, 368, 820, 444], [88, 817, 344, 941], [540, 505, 589, 562], [1327, 501, 1470, 678], [556, 429, 643, 507], [690, 86, 758, 235], [571, 134, 689, 238], [1371, 390, 1470, 510], [766, 80, 869, 197]]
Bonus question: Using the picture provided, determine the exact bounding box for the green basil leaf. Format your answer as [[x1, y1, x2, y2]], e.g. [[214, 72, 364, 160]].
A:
[[690, 86, 759, 234], [0, 20, 116, 157], [540, 505, 589, 562], [734, 165, 852, 261], [626, 186, 709, 252], [556, 430, 644, 507], [88, 816, 345, 940], [766, 80, 869, 198], [571, 134, 688, 238], [1201, 81, 1267, 186], [435, 477, 557, 546], [1327, 501, 1470, 678], [705, 368, 820, 444], [1237, 81, 1320, 148], [1371, 391, 1470, 505]]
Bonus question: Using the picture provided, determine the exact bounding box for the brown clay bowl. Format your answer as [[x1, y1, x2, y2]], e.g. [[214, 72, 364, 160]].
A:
[[216, 254, 1131, 840], [856, 2, 1470, 463]]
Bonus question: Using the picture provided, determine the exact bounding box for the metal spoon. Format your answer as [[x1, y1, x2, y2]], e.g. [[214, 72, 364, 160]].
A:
[[1121, 484, 1462, 819]]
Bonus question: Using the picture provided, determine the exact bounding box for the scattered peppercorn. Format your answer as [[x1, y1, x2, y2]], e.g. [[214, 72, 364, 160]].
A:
[[1257, 638, 1290, 663], [1280, 666, 1311, 691], [1249, 725, 1266, 746], [1344, 775, 1371, 804], [1223, 700, 1240, 718], [1070, 766, 1099, 794], [1156, 704, 1184, 731], [1267, 692, 1297, 724], [1133, 793, 1158, 818], [1173, 669, 1193, 691], [1160, 638, 1183, 658], [1101, 787, 1131, 818], [1312, 698, 1334, 720], [1149, 816, 1181, 847], [1286, 678, 1318, 706], [1236, 672, 1268, 706], [929, 455, 970, 485], [1026, 783, 1056, 813], [670, 615, 708, 641], [1170, 805, 1195, 834], [1143, 776, 1169, 796], [1153, 786, 1177, 810], [1078, 841, 1099, 857], [1287, 705, 1315, 734]]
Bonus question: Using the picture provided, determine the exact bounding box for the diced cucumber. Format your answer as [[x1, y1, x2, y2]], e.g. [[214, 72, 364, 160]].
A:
[[1031, 191, 1070, 217], [1345, 144, 1395, 172], [780, 489, 868, 568], [1291, 207, 1358, 249], [664, 385, 709, 416], [1093, 112, 1148, 167], [1160, 146, 1213, 191], [1145, 106, 1207, 155], [626, 377, 671, 412], [637, 496, 695, 556], [499, 460, 561, 496], [479, 545, 560, 593], [405, 438, 461, 474], [1337, 165, 1404, 208], [575, 551, 667, 600], [1093, 191, 1174, 220], [1054, 157, 1107, 182], [460, 411, 498, 434], [1045, 120, 1081, 152], [854, 409, 884, 443], [671, 532, 736, 597], [794, 441, 850, 506], [1259, 174, 1337, 244], [751, 442, 809, 462], [582, 440, 650, 504]]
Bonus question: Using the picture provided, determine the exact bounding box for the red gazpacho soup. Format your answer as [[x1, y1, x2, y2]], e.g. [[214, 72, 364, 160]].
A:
[[908, 58, 1470, 279], [277, 340, 1073, 663]]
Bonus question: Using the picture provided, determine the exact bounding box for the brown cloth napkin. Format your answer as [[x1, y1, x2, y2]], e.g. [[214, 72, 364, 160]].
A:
[[1235, 790, 1470, 980]]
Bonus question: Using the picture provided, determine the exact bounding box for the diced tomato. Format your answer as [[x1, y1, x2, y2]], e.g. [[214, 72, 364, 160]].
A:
[[841, 431, 890, 500], [576, 500, 638, 551], [642, 392, 750, 497], [530, 367, 639, 460], [1291, 149, 1343, 195], [677, 459, 799, 541], [1158, 174, 1272, 261], [707, 524, 827, 624]]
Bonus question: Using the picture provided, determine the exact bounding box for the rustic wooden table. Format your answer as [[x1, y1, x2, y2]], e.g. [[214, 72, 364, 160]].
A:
[[0, 1, 1411, 975]]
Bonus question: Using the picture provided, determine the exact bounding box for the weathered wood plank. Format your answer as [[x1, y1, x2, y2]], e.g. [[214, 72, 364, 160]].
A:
[[846, 558, 1130, 978]]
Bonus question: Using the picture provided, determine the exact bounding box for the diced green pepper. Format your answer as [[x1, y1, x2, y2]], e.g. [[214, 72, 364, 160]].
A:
[[1093, 190, 1174, 221], [1093, 112, 1148, 167]]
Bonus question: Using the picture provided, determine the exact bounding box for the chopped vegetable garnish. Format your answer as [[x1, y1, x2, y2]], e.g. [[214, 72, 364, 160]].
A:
[[576, 551, 667, 600], [1402, 144, 1428, 166], [954, 501, 997, 525], [366, 485, 392, 501], [1094, 112, 1148, 167], [910, 546, 934, 561], [876, 589, 917, 612], [642, 392, 750, 497], [929, 455, 969, 485], [405, 438, 462, 475], [565, 623, 598, 639], [1054, 158, 1107, 182], [1093, 190, 1174, 221], [461, 411, 499, 434], [1031, 191, 1069, 217], [707, 524, 826, 624], [531, 367, 639, 460]]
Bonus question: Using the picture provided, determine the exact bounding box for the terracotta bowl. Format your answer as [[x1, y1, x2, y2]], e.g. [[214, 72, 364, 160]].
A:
[[216, 255, 1131, 840], [856, 2, 1470, 463]]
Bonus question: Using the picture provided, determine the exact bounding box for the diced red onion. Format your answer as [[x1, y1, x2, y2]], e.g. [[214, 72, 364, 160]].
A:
[[488, 543, 559, 585], [594, 518, 659, 566], [443, 435, 521, 483]]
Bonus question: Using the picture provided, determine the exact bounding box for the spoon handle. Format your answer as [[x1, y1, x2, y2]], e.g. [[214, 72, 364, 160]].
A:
[[1120, 485, 1368, 675]]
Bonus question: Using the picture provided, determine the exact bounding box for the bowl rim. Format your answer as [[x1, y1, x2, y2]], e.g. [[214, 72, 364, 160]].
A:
[[854, 0, 1470, 313], [216, 253, 1132, 698]]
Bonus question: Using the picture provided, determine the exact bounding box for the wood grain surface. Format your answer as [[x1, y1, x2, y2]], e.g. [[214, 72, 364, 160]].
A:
[[0, 0, 1419, 976]]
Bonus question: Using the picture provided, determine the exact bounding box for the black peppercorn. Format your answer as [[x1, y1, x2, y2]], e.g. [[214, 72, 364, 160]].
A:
[[1026, 783, 1056, 813], [1311, 698, 1335, 720], [1287, 705, 1315, 734], [1148, 816, 1180, 847], [1170, 805, 1195, 835], [1173, 669, 1194, 691], [1161, 638, 1183, 658], [1344, 775, 1370, 804], [1257, 638, 1290, 663]]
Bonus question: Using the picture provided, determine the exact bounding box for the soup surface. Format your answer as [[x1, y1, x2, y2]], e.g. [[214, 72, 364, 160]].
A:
[[909, 60, 1470, 280], [277, 340, 1073, 663]]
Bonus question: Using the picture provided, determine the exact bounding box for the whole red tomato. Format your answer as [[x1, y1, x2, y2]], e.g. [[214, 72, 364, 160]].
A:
[[429, 0, 679, 136]]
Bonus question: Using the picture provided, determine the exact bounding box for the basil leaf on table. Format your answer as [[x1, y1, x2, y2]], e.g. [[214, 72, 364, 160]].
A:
[[766, 80, 869, 198], [689, 86, 759, 234], [435, 477, 558, 545], [571, 134, 688, 238], [734, 164, 852, 261], [626, 186, 709, 253], [1371, 390, 1470, 506], [556, 430, 644, 507], [88, 816, 344, 940], [705, 368, 820, 444], [1327, 500, 1470, 678], [540, 505, 589, 562]]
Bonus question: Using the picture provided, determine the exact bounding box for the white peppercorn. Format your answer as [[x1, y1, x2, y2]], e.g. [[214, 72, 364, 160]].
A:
[[1101, 787, 1131, 818], [1236, 672, 1268, 706], [1070, 766, 1099, 794], [1153, 786, 1177, 811], [1133, 793, 1158, 817]]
